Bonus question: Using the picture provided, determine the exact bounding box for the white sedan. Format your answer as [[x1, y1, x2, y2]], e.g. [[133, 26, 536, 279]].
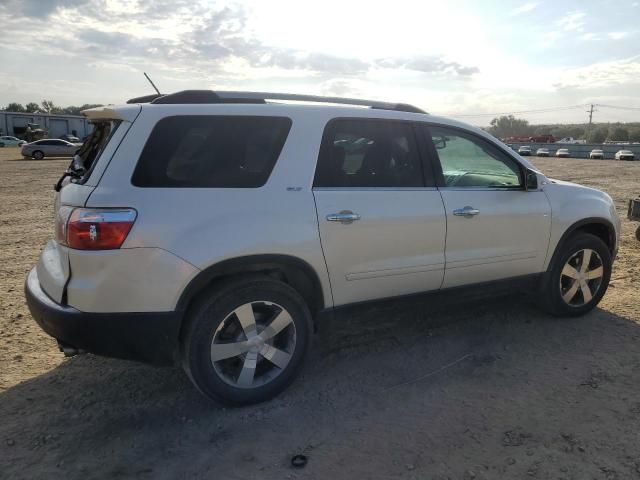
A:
[[0, 136, 27, 147], [589, 149, 604, 159], [614, 150, 635, 161], [21, 139, 82, 160]]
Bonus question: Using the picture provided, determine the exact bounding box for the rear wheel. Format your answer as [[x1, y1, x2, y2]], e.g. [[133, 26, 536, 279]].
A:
[[32, 150, 44, 160], [540, 233, 611, 316], [182, 276, 312, 405]]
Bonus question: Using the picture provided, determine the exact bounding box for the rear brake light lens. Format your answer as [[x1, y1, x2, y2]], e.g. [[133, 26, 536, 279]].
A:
[[57, 208, 137, 250]]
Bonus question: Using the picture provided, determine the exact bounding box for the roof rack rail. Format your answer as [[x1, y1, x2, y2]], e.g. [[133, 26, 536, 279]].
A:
[[127, 89, 426, 114], [126, 93, 164, 104]]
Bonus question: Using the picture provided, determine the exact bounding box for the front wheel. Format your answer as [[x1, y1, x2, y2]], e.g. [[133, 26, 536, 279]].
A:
[[182, 276, 312, 405], [32, 150, 44, 160], [539, 233, 612, 316]]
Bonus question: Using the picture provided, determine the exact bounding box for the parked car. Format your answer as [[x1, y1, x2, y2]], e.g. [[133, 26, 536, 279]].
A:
[[615, 150, 635, 161], [556, 137, 586, 144], [536, 148, 550, 157], [25, 90, 620, 405], [504, 136, 532, 143], [530, 135, 556, 143], [0, 135, 27, 147], [556, 148, 570, 158], [60, 134, 81, 143], [20, 139, 82, 160], [589, 149, 604, 159], [518, 146, 532, 156]]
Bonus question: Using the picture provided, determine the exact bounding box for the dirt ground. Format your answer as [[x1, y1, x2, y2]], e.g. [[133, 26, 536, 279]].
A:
[[1, 147, 639, 480]]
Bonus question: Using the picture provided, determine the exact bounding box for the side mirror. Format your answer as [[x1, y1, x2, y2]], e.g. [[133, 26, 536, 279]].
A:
[[525, 168, 538, 191], [432, 135, 447, 149]]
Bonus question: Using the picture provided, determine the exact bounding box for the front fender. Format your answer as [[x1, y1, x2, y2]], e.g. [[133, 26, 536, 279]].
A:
[[542, 180, 620, 269]]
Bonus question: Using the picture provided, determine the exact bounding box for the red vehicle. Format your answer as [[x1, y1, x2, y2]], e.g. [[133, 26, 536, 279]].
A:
[[529, 134, 556, 143], [504, 135, 556, 144], [503, 136, 532, 143]]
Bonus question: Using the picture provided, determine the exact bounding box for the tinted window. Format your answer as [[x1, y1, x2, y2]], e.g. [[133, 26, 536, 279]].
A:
[[314, 119, 424, 188], [429, 126, 522, 188], [132, 116, 291, 188]]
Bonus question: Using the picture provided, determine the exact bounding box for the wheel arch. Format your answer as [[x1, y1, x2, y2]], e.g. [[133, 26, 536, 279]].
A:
[[547, 217, 616, 270], [176, 254, 326, 321]]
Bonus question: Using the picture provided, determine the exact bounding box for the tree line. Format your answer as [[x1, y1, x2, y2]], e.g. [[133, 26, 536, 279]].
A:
[[488, 115, 640, 143], [1, 101, 103, 117]]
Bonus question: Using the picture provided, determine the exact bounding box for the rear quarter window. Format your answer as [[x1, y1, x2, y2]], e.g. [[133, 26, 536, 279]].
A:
[[131, 115, 292, 188]]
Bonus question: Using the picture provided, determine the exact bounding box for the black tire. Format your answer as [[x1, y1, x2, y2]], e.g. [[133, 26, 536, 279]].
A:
[[635, 225, 640, 242], [32, 150, 44, 160], [181, 276, 312, 405], [0, 143, 5, 148], [539, 233, 612, 316]]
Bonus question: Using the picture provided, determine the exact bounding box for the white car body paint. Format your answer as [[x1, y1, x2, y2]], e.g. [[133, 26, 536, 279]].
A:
[[33, 101, 619, 313]]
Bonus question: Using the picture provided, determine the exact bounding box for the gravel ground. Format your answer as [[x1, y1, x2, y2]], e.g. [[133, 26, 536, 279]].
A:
[[0, 148, 639, 480]]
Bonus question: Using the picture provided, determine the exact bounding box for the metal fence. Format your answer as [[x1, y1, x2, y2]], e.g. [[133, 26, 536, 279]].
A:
[[507, 142, 639, 159]]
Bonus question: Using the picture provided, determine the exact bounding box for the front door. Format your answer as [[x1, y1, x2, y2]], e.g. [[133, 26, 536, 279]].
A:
[[424, 125, 552, 288], [313, 118, 447, 307]]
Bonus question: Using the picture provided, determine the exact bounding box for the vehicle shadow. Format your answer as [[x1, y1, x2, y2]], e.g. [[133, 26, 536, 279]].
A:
[[5, 157, 71, 162], [2, 296, 640, 479]]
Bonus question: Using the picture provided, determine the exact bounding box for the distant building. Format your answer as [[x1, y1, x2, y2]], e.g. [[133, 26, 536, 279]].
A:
[[0, 110, 93, 139]]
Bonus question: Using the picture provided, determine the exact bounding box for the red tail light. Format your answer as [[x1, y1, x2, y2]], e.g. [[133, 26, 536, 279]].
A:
[[56, 208, 137, 250]]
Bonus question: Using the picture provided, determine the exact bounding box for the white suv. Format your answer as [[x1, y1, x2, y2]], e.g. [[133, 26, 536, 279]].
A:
[[25, 90, 620, 405]]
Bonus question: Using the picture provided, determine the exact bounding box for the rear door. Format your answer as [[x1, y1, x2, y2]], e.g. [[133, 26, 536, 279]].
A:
[[313, 118, 446, 306], [422, 124, 551, 288]]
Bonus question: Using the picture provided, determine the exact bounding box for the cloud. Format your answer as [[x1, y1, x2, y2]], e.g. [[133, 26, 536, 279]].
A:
[[0, 1, 478, 83], [540, 31, 562, 48], [552, 56, 640, 90], [0, 0, 95, 17], [608, 31, 629, 40], [580, 32, 598, 41], [556, 12, 586, 32], [511, 3, 538, 16], [320, 79, 362, 97], [376, 57, 479, 76]]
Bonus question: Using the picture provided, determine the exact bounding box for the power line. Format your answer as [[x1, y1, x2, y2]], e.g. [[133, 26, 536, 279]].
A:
[[596, 104, 640, 111], [439, 103, 640, 118], [440, 104, 588, 117]]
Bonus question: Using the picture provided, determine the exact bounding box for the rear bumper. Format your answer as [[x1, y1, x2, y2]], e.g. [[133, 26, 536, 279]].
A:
[[25, 268, 181, 365]]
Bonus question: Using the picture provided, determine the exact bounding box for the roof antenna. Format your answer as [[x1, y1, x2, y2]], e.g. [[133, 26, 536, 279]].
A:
[[144, 72, 161, 95]]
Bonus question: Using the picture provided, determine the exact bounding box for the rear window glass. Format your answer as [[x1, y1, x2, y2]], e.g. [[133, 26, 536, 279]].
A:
[[74, 120, 121, 182], [132, 116, 292, 188]]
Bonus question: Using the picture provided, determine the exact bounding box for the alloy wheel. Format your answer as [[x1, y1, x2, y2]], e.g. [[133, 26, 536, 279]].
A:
[[210, 301, 297, 388], [559, 248, 604, 307]]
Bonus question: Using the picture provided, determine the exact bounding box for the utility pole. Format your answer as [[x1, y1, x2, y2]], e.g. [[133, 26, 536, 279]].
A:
[[586, 104, 596, 140]]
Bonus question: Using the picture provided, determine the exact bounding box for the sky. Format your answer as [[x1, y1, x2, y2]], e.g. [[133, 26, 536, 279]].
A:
[[0, 0, 639, 125]]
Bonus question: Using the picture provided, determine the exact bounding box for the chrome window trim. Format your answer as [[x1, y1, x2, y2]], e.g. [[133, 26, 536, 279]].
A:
[[312, 187, 438, 192], [437, 186, 525, 192]]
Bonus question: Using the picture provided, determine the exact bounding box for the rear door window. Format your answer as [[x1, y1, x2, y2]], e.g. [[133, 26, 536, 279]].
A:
[[314, 119, 426, 188], [132, 116, 292, 188]]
